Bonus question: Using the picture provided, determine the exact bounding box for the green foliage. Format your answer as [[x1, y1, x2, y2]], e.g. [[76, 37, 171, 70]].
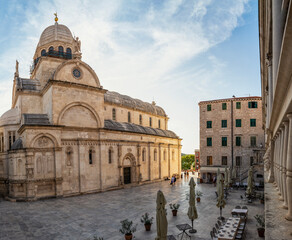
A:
[[169, 203, 180, 210], [119, 219, 137, 235], [141, 213, 154, 225], [254, 214, 265, 229], [181, 154, 195, 170]]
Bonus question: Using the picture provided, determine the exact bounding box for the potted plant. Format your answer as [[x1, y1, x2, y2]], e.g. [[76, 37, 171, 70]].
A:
[[254, 214, 265, 237], [119, 219, 137, 240], [196, 190, 203, 202], [169, 203, 180, 216], [141, 212, 154, 231]]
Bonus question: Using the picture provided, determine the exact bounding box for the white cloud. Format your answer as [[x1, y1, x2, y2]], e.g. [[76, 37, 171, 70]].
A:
[[0, 0, 251, 153]]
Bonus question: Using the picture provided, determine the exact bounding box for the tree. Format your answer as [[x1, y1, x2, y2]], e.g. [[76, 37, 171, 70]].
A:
[[181, 154, 195, 170]]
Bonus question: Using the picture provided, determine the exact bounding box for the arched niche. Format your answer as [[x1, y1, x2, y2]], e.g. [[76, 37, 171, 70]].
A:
[[58, 102, 100, 128]]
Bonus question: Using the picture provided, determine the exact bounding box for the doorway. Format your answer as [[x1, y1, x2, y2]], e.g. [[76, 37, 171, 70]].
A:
[[124, 167, 131, 184]]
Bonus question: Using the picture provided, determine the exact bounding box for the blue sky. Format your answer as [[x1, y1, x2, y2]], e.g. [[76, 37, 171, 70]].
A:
[[0, 0, 260, 153]]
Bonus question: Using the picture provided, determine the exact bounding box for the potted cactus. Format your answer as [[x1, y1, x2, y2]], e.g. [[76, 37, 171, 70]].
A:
[[119, 219, 137, 240], [169, 203, 180, 216], [141, 212, 154, 231], [254, 214, 265, 237]]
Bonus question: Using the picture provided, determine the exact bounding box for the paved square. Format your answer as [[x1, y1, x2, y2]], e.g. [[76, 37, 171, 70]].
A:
[[0, 175, 264, 240]]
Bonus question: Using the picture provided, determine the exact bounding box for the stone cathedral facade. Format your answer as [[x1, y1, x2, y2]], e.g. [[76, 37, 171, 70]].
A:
[[0, 19, 181, 201]]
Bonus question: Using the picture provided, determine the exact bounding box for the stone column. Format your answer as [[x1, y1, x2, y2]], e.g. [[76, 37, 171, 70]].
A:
[[279, 127, 285, 200], [266, 53, 273, 127], [274, 134, 279, 188], [272, 0, 285, 88], [268, 138, 275, 183], [285, 114, 292, 220], [282, 122, 289, 209]]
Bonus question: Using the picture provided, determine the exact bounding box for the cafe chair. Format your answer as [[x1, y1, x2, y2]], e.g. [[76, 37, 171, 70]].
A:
[[242, 206, 248, 209], [210, 231, 218, 240], [235, 206, 241, 209]]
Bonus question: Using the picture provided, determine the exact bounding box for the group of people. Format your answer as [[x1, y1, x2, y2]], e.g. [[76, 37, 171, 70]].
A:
[[170, 175, 177, 185]]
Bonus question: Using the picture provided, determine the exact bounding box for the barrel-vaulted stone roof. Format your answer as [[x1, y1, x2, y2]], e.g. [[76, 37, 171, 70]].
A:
[[104, 120, 178, 138], [17, 78, 41, 91], [104, 91, 167, 117]]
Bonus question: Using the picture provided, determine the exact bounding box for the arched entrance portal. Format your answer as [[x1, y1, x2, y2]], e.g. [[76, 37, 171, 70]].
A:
[[122, 153, 137, 185]]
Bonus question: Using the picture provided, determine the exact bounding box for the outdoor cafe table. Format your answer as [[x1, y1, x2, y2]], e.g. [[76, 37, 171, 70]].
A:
[[231, 208, 248, 217], [217, 217, 240, 240]]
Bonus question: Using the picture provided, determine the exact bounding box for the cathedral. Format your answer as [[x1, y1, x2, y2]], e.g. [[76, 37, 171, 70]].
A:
[[0, 17, 181, 201]]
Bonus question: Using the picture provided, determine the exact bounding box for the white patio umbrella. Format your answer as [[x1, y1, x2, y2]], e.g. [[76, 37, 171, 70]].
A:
[[228, 168, 232, 185], [224, 167, 229, 189], [155, 190, 168, 240], [246, 167, 254, 198], [216, 168, 221, 195], [187, 177, 198, 233], [217, 176, 226, 220]]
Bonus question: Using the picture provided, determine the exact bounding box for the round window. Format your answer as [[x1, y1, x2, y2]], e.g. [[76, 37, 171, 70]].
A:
[[73, 68, 81, 79]]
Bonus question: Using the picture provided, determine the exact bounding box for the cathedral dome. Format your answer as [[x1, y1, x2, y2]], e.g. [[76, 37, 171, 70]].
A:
[[38, 23, 74, 47]]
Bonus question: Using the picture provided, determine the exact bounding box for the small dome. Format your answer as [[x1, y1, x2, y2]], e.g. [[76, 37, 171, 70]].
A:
[[0, 108, 20, 126], [38, 23, 74, 47]]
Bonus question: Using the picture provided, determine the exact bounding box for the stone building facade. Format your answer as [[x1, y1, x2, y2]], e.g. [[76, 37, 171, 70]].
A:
[[198, 97, 264, 183], [0, 19, 181, 201], [259, 0, 292, 227]]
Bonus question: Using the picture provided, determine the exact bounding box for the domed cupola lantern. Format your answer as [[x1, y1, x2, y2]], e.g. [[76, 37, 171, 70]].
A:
[[31, 13, 82, 74]]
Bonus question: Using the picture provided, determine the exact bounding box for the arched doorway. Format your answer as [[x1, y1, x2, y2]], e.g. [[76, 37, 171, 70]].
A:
[[122, 153, 137, 184]]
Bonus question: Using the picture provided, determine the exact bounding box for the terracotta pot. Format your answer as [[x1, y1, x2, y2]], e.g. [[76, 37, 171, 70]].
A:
[[125, 234, 133, 240], [145, 223, 151, 231], [196, 197, 201, 202], [172, 210, 177, 216], [257, 228, 265, 237]]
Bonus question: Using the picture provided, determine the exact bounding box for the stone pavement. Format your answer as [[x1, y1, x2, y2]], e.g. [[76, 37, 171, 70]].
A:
[[0, 174, 264, 240], [265, 182, 292, 240]]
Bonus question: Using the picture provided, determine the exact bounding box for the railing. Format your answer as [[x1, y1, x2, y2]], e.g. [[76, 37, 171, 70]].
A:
[[30, 50, 74, 73]]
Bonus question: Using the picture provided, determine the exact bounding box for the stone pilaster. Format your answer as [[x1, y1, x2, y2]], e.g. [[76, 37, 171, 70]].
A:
[[279, 127, 284, 200], [282, 122, 289, 209], [285, 114, 292, 220]]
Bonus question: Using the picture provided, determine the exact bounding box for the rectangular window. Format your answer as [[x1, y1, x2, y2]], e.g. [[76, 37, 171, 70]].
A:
[[222, 156, 227, 165], [8, 131, 16, 150], [207, 104, 211, 111], [206, 121, 212, 128], [236, 119, 241, 127], [248, 101, 258, 108], [236, 102, 241, 109], [250, 119, 256, 127], [222, 102, 227, 110], [250, 136, 257, 147], [221, 120, 227, 128], [207, 137, 212, 147], [222, 137, 227, 146], [149, 117, 152, 127], [236, 156, 241, 166], [236, 136, 241, 146], [207, 156, 213, 165]]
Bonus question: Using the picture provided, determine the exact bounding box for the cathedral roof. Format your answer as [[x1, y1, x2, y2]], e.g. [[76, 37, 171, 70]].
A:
[[22, 114, 51, 126], [17, 78, 41, 91], [104, 91, 167, 117], [104, 120, 178, 138], [38, 23, 74, 47]]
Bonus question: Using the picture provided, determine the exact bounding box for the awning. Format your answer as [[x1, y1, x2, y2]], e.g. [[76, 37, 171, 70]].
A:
[[200, 166, 226, 173]]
